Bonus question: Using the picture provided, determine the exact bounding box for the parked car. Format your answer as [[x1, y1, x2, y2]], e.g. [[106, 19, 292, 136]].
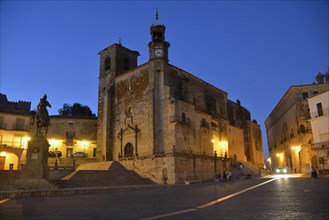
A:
[[69, 152, 88, 158], [276, 167, 288, 174], [48, 151, 62, 158]]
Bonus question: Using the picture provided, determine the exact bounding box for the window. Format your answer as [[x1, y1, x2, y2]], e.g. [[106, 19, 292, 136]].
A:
[[313, 91, 318, 95], [123, 57, 129, 71], [66, 132, 75, 139], [104, 57, 111, 71], [153, 32, 163, 42], [68, 121, 74, 126], [317, 103, 323, 116], [0, 116, 4, 129], [182, 112, 186, 123], [15, 118, 25, 130], [290, 128, 294, 139], [302, 92, 308, 99]]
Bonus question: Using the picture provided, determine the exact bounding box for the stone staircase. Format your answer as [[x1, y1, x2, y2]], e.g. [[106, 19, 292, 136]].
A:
[[0, 179, 58, 191], [59, 161, 154, 188]]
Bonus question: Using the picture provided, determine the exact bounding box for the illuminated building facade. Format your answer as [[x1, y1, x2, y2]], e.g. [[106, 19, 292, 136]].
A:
[[0, 94, 31, 170], [308, 90, 329, 170], [30, 116, 97, 159], [265, 83, 329, 173], [0, 93, 97, 170], [97, 14, 264, 183]]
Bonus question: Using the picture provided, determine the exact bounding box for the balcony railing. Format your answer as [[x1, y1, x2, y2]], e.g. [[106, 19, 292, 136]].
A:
[[310, 107, 329, 118], [170, 115, 191, 125], [311, 141, 329, 150], [12, 124, 28, 131], [0, 123, 28, 131], [200, 120, 210, 129]]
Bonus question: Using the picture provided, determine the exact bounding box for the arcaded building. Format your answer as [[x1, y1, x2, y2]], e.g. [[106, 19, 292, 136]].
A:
[[97, 14, 264, 183]]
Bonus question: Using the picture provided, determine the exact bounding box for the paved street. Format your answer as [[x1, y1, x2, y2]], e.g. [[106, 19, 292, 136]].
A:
[[1, 176, 328, 220]]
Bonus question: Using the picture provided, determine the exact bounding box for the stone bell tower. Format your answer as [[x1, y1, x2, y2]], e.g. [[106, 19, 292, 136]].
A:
[[148, 10, 170, 154], [97, 43, 140, 161]]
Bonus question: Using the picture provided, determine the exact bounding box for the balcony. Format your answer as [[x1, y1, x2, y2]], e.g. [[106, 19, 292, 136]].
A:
[[13, 124, 28, 131], [311, 141, 329, 150], [200, 120, 210, 129], [310, 107, 329, 118], [170, 115, 191, 125]]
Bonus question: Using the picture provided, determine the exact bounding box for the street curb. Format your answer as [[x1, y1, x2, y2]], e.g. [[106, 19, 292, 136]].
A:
[[0, 184, 170, 199]]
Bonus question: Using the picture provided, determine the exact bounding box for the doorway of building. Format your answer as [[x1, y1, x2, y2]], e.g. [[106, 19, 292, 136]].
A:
[[0, 156, 5, 170], [124, 143, 134, 158], [67, 148, 73, 157]]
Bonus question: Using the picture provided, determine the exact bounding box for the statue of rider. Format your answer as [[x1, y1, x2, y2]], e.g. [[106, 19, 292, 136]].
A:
[[37, 94, 51, 127]]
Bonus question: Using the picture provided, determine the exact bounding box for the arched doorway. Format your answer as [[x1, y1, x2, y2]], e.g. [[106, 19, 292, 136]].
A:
[[124, 143, 134, 158], [0, 151, 19, 170]]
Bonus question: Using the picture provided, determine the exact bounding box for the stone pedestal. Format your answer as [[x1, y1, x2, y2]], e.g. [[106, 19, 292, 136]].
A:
[[21, 136, 50, 179]]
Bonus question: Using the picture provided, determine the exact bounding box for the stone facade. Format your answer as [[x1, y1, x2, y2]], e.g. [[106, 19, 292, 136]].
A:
[[265, 83, 329, 173], [97, 15, 264, 183], [30, 116, 97, 158]]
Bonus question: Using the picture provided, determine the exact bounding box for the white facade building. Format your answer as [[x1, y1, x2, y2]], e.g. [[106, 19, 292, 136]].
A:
[[308, 90, 329, 170]]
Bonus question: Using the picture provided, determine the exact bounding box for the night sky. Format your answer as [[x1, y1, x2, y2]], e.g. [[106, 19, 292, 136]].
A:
[[1, 1, 328, 157]]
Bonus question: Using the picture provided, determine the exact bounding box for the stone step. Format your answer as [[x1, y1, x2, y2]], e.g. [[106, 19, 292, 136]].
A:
[[59, 161, 154, 188], [1, 179, 58, 191], [77, 161, 113, 170]]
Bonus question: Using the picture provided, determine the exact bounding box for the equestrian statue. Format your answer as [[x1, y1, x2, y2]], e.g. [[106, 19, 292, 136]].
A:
[[31, 94, 51, 136]]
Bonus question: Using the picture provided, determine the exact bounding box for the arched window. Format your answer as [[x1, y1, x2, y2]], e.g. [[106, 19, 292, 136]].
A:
[[124, 143, 133, 158], [104, 57, 111, 71], [300, 125, 306, 133]]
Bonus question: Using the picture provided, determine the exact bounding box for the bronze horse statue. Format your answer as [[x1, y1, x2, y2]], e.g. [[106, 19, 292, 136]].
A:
[[31, 94, 51, 136]]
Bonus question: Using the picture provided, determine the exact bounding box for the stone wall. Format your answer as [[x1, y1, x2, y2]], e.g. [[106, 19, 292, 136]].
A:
[[120, 153, 228, 184], [113, 66, 154, 159]]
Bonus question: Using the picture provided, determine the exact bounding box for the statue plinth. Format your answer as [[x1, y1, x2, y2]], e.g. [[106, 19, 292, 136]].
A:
[[22, 136, 50, 179]]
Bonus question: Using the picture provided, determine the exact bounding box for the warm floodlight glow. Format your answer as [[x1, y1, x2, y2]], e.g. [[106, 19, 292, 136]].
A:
[[0, 151, 6, 157], [21, 136, 31, 149], [291, 145, 301, 152], [276, 153, 283, 157], [49, 139, 59, 146], [81, 141, 89, 147]]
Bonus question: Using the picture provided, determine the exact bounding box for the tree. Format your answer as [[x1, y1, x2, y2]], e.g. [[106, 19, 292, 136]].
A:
[[58, 103, 96, 117]]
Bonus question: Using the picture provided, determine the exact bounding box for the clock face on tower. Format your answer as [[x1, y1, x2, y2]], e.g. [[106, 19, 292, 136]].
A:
[[154, 48, 163, 58]]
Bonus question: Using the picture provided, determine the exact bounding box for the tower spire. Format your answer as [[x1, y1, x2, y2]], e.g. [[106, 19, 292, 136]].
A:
[[156, 8, 159, 20]]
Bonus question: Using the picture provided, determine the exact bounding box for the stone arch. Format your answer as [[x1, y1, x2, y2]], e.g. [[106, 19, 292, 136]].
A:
[[0, 151, 19, 170], [124, 143, 134, 158]]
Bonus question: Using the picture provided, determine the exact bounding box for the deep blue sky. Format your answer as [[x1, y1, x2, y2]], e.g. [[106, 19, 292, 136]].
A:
[[1, 1, 328, 157]]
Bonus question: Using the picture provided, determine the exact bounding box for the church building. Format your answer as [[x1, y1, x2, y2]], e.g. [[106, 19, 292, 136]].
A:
[[96, 12, 264, 184]]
